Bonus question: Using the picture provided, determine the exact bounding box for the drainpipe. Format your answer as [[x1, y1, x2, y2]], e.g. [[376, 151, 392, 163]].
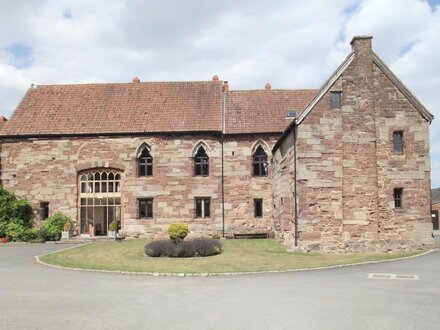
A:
[[221, 83, 226, 238], [221, 136, 225, 238], [293, 124, 298, 247]]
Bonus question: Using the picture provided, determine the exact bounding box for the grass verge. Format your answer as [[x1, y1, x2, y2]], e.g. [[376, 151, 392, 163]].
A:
[[39, 239, 423, 274]]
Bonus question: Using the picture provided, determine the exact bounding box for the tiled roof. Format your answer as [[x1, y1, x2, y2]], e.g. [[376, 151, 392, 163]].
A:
[[1, 81, 223, 136], [225, 89, 318, 134], [1, 81, 318, 137]]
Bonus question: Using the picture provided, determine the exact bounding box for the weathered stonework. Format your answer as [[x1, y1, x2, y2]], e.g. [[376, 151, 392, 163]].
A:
[[0, 134, 275, 238], [0, 36, 434, 253], [272, 37, 435, 252]]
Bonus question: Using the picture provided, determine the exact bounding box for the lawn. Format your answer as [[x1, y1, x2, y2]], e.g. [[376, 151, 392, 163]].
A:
[[39, 239, 421, 274]]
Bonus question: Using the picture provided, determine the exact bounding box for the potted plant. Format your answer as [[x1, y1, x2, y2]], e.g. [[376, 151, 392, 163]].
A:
[[108, 221, 116, 238], [61, 221, 72, 239]]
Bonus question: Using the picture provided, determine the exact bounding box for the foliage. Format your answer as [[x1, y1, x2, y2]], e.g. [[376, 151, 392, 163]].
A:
[[145, 238, 223, 258], [5, 221, 27, 241], [43, 212, 73, 241], [0, 187, 33, 238], [167, 222, 189, 242], [5, 221, 37, 242]]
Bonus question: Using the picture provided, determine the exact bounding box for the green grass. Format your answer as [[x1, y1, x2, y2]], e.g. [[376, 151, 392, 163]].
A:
[[39, 239, 422, 274]]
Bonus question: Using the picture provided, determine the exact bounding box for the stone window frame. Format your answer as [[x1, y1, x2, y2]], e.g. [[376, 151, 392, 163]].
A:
[[252, 145, 268, 177], [254, 198, 263, 218], [393, 130, 404, 154], [138, 198, 153, 219], [330, 91, 342, 109], [393, 188, 403, 209], [195, 197, 211, 219], [78, 169, 123, 235], [137, 143, 153, 177], [194, 145, 209, 177]]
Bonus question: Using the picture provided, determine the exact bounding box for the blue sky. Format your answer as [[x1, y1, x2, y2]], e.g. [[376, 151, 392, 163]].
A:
[[0, 0, 439, 187]]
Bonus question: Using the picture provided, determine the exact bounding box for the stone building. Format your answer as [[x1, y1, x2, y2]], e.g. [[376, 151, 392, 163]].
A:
[[0, 36, 435, 251], [272, 36, 434, 252]]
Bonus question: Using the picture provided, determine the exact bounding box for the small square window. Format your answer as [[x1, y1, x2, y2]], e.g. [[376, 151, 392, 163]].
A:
[[195, 197, 211, 218], [393, 131, 403, 153], [139, 198, 153, 219], [254, 199, 263, 218], [394, 188, 403, 209], [330, 92, 341, 109]]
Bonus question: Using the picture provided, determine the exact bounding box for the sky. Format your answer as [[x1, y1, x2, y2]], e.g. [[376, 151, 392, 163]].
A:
[[0, 0, 439, 187]]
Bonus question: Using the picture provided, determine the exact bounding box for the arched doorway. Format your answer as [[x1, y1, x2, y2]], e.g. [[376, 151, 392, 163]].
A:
[[78, 170, 122, 236]]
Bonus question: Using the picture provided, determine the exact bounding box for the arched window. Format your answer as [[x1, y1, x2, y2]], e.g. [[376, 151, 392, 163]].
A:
[[79, 170, 122, 236], [138, 147, 153, 176], [194, 146, 209, 176], [253, 146, 268, 177]]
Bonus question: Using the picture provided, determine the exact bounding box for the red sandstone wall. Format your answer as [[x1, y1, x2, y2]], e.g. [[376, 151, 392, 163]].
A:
[[0, 134, 274, 237], [272, 38, 434, 252]]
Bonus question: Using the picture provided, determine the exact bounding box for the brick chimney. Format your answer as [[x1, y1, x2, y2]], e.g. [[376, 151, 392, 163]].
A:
[[223, 81, 229, 92], [132, 76, 140, 83], [264, 83, 271, 90]]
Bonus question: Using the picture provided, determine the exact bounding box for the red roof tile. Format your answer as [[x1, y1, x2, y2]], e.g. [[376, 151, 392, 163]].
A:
[[225, 89, 318, 134], [1, 81, 223, 136], [1, 81, 318, 137]]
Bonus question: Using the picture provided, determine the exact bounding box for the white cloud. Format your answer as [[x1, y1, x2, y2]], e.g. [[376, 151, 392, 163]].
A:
[[0, 0, 439, 186]]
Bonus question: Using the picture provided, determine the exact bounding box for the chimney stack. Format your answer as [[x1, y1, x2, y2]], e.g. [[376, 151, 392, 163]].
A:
[[132, 76, 140, 83], [350, 36, 373, 55], [264, 83, 271, 90], [223, 81, 229, 92], [212, 75, 219, 81]]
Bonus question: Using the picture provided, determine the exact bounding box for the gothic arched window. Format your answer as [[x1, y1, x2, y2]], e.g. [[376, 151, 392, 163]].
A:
[[138, 147, 153, 176], [252, 146, 268, 177], [194, 147, 209, 176]]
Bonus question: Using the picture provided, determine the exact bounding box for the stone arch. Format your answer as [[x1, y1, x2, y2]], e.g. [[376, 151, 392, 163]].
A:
[[251, 139, 270, 155], [192, 140, 211, 157], [75, 162, 125, 172], [136, 142, 153, 158]]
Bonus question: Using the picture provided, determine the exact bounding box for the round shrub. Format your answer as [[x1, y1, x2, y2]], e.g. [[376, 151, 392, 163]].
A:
[[43, 212, 73, 241], [168, 222, 188, 242], [145, 237, 222, 258]]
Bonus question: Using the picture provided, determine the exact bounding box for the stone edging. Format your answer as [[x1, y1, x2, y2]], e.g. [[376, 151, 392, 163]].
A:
[[35, 246, 438, 277]]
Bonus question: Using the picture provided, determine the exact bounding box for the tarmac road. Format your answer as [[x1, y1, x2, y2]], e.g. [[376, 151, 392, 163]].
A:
[[1, 240, 439, 330]]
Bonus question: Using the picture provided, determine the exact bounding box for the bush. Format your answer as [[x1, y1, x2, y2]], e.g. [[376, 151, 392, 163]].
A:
[[168, 222, 188, 242], [43, 212, 72, 241], [5, 220, 27, 241], [145, 238, 223, 258], [0, 187, 33, 237], [11, 200, 33, 227]]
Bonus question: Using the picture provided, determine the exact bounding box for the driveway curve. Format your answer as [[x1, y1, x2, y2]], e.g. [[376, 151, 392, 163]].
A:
[[1, 242, 440, 330]]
